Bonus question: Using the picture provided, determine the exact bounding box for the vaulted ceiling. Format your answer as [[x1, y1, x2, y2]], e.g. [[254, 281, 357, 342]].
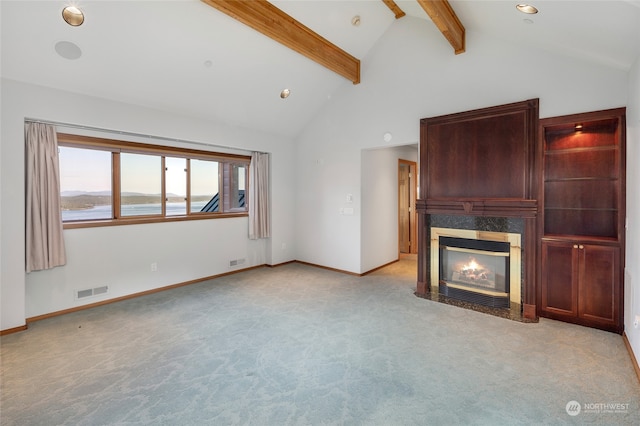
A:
[[2, 1, 640, 138]]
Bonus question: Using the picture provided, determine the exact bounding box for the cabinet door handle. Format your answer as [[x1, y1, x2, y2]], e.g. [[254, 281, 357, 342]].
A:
[[573, 244, 578, 249]]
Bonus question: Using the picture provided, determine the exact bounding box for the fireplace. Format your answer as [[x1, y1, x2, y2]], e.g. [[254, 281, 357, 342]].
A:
[[431, 227, 522, 309], [439, 236, 510, 308], [417, 99, 539, 319]]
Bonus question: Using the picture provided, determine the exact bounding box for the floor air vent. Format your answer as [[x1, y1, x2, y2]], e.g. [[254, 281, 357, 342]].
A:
[[76, 285, 109, 300]]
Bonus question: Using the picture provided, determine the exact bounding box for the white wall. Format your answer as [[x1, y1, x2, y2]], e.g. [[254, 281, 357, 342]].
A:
[[625, 56, 640, 366], [361, 145, 418, 273], [295, 16, 629, 274], [0, 79, 296, 329], [2, 15, 636, 363]]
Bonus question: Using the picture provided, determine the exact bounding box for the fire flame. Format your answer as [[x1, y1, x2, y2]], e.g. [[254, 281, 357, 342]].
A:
[[462, 258, 480, 271]]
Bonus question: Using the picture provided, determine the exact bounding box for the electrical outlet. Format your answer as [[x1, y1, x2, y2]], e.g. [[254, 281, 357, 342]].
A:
[[151, 262, 158, 272], [634, 315, 640, 329]]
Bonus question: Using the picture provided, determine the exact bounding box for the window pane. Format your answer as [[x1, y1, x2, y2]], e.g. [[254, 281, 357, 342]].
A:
[[165, 157, 186, 216], [120, 153, 162, 216], [190, 159, 219, 213], [59, 146, 112, 221], [230, 164, 246, 210]]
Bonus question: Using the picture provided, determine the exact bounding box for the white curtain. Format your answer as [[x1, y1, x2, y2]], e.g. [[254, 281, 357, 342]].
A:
[[25, 122, 67, 272], [248, 152, 270, 240]]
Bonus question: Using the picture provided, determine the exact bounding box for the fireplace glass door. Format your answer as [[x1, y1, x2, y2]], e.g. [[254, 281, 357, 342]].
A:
[[439, 236, 510, 307]]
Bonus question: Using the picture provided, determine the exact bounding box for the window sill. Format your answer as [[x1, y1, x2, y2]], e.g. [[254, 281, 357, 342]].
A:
[[63, 212, 249, 229]]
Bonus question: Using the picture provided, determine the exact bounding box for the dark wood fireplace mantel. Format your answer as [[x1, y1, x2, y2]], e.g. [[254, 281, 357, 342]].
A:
[[416, 99, 539, 319], [417, 198, 537, 218]]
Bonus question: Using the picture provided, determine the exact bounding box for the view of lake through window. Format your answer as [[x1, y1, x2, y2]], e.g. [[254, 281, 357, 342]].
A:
[[59, 146, 112, 221], [120, 152, 162, 217], [58, 139, 248, 224]]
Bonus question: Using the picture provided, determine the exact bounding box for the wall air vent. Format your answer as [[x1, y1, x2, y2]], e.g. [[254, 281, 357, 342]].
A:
[[229, 258, 246, 267], [76, 289, 93, 299], [93, 285, 109, 296], [75, 285, 109, 300]]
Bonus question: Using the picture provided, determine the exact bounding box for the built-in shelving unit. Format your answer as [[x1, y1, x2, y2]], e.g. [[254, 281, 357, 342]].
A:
[[538, 108, 625, 334]]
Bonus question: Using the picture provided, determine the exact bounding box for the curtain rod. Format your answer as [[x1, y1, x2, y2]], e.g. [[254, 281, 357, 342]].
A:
[[24, 117, 265, 155]]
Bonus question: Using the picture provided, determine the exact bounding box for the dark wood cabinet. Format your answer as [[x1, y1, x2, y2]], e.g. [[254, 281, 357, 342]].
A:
[[540, 239, 620, 331], [540, 240, 576, 316], [579, 243, 620, 326], [538, 108, 625, 334]]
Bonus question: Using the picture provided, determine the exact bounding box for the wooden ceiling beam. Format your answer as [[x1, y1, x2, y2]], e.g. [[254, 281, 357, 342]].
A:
[[416, 0, 465, 54], [382, 0, 406, 19], [201, 0, 360, 84]]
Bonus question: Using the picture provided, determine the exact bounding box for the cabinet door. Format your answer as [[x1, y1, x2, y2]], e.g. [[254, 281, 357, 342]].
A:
[[541, 241, 578, 317], [578, 244, 620, 326]]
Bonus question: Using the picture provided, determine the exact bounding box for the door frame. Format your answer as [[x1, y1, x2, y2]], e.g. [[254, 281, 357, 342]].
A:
[[398, 159, 417, 254]]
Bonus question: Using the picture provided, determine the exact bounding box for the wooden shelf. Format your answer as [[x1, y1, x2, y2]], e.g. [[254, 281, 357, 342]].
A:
[[538, 107, 625, 334], [542, 234, 619, 244], [544, 177, 616, 182]]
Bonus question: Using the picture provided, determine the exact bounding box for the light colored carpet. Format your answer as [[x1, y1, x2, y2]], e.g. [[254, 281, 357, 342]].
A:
[[1, 258, 638, 425]]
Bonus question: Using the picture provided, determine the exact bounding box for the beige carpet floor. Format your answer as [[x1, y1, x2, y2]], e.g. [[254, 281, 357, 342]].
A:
[[1, 257, 638, 425]]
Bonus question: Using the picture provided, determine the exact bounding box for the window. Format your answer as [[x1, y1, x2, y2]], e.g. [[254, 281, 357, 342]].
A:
[[59, 146, 113, 221], [120, 152, 163, 217], [190, 159, 219, 213], [58, 133, 250, 228], [164, 156, 186, 216]]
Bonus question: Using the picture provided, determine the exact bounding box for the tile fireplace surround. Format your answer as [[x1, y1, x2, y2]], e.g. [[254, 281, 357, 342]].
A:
[[415, 214, 538, 323]]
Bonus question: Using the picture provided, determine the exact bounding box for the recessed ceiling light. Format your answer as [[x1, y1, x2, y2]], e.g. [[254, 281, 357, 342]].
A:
[[516, 4, 538, 14], [280, 89, 291, 99], [62, 6, 85, 26]]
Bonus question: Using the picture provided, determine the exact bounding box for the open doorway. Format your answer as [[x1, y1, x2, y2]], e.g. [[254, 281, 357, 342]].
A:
[[398, 159, 417, 254], [361, 145, 418, 273]]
